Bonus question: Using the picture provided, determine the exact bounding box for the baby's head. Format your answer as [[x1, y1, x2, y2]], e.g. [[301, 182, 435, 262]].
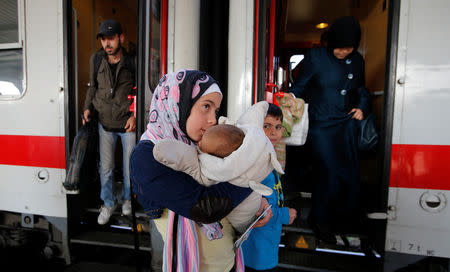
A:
[[198, 124, 244, 158]]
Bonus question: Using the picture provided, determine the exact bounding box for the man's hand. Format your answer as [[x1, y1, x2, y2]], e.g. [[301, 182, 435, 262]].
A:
[[82, 109, 91, 125], [125, 116, 136, 132], [288, 208, 297, 225], [252, 198, 273, 228], [349, 108, 364, 120]]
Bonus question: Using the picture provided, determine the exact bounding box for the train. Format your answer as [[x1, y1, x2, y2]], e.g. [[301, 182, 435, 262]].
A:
[[0, 0, 449, 271]]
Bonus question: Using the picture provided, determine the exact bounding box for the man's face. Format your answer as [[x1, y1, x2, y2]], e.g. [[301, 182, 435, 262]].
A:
[[100, 33, 123, 55]]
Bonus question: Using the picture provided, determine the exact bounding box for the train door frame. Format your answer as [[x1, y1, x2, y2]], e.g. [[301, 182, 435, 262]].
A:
[[257, 0, 399, 260], [65, 0, 155, 265]]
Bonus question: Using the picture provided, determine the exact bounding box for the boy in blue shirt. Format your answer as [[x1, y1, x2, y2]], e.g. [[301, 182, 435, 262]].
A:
[[242, 103, 298, 271]]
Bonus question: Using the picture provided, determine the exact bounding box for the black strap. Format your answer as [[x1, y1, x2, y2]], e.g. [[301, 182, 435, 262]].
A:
[[93, 52, 103, 89], [172, 213, 178, 271]]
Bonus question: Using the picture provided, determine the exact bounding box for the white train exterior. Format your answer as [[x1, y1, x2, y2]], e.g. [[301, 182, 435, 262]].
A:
[[384, 0, 450, 263]]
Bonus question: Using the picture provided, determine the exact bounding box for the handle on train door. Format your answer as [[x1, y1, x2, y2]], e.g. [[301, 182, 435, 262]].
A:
[[265, 83, 279, 104], [128, 86, 137, 118]]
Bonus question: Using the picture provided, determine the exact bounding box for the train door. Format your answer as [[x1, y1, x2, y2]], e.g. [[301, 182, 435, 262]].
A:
[[383, 0, 450, 270], [67, 0, 155, 267], [67, 0, 204, 269], [257, 0, 391, 270]]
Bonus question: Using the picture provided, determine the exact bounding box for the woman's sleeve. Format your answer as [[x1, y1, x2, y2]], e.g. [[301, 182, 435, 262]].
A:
[[288, 51, 315, 98], [356, 59, 370, 115], [130, 141, 252, 224]]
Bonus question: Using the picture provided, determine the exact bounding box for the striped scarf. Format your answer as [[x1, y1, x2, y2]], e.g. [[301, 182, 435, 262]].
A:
[[163, 210, 245, 272], [163, 210, 200, 272]]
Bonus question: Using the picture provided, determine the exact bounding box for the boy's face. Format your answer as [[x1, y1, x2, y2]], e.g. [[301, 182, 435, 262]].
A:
[[263, 115, 283, 146]]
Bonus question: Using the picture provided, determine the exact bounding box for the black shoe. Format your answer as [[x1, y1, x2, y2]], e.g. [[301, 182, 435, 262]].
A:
[[318, 232, 337, 244], [308, 217, 337, 244]]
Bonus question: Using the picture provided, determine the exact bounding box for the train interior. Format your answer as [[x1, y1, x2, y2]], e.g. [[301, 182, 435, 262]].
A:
[[66, 0, 390, 271], [67, 0, 150, 268], [272, 0, 389, 270]]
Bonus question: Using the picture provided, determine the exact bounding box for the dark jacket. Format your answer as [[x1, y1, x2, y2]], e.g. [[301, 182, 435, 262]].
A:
[[83, 49, 134, 130], [130, 140, 253, 223], [289, 47, 369, 123], [289, 46, 369, 230]]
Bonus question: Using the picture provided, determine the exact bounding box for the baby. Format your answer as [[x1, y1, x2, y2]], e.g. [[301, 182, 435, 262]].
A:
[[154, 101, 283, 232], [198, 124, 244, 158]]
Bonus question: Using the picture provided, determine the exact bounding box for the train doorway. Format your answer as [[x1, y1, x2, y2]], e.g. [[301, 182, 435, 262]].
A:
[[67, 0, 152, 269], [258, 0, 391, 270]]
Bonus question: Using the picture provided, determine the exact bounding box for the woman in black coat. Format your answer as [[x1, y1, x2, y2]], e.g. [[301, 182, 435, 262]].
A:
[[288, 16, 370, 241]]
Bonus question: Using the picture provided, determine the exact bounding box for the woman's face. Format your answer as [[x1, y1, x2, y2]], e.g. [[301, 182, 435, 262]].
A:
[[186, 92, 222, 142], [333, 47, 354, 59]]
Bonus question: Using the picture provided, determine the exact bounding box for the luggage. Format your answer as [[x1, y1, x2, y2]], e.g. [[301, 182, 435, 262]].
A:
[[63, 119, 99, 191]]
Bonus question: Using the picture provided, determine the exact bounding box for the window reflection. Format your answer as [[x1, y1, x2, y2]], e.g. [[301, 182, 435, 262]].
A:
[[0, 0, 24, 97], [0, 0, 20, 45], [148, 0, 161, 92], [0, 49, 23, 96]]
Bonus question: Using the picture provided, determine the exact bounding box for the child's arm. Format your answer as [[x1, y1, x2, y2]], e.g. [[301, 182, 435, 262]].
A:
[[270, 204, 291, 226], [153, 139, 214, 186]]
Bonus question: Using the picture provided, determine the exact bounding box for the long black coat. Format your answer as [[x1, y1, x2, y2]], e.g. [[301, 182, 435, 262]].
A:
[[289, 47, 370, 232]]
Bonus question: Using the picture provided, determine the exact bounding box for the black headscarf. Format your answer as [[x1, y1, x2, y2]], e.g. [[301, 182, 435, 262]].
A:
[[327, 16, 361, 50], [178, 70, 218, 135], [141, 70, 219, 145]]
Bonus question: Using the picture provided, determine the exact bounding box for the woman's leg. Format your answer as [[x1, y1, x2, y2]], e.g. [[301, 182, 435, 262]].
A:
[[336, 121, 362, 233], [150, 218, 164, 272], [309, 128, 341, 232]]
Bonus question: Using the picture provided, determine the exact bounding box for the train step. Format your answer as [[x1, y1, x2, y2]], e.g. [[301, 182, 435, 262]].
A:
[[278, 245, 382, 272], [70, 230, 151, 251], [69, 204, 151, 251]]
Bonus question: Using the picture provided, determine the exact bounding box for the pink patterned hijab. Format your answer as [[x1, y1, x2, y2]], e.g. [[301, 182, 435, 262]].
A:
[[141, 69, 221, 145]]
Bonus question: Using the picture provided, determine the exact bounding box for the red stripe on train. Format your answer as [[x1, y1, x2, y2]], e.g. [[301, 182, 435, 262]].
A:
[[0, 135, 65, 169], [390, 144, 450, 190]]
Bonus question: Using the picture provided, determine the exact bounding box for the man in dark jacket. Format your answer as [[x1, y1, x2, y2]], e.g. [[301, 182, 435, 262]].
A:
[[83, 19, 136, 225]]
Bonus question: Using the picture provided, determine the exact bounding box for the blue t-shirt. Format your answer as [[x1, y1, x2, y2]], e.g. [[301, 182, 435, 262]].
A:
[[242, 171, 290, 270]]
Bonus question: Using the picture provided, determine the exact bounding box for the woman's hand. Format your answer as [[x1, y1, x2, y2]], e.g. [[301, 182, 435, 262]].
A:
[[252, 198, 273, 228], [349, 108, 364, 120]]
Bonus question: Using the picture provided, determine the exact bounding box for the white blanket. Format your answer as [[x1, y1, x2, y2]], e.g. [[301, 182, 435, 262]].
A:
[[153, 101, 284, 232]]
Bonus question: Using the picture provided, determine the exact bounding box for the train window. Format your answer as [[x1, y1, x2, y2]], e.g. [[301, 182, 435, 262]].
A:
[[0, 0, 24, 97], [290, 54, 304, 71], [289, 54, 304, 86]]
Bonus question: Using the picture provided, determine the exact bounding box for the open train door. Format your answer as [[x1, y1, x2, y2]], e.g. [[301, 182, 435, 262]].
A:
[[384, 0, 450, 270]]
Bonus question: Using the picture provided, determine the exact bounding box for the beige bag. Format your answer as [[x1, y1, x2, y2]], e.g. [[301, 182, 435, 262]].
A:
[[284, 103, 309, 146]]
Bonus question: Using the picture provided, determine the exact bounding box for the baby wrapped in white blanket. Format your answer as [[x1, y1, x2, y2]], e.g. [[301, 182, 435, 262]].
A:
[[153, 101, 284, 232]]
